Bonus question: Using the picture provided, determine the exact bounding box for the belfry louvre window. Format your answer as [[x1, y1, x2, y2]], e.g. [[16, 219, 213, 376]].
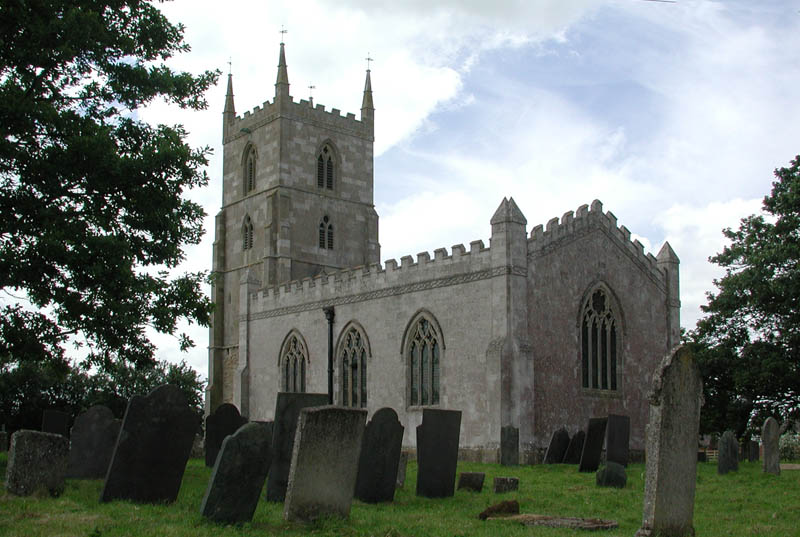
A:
[[319, 216, 333, 249], [339, 326, 368, 408], [280, 333, 308, 393], [581, 288, 619, 391], [242, 215, 254, 250], [406, 314, 441, 406], [316, 145, 334, 189], [245, 147, 256, 194]]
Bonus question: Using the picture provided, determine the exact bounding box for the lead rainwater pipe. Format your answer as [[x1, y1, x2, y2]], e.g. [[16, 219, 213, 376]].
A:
[[323, 306, 335, 404]]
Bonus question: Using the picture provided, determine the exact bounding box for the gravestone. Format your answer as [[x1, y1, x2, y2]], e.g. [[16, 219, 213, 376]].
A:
[[578, 418, 607, 472], [266, 392, 329, 502], [762, 417, 780, 475], [596, 462, 627, 488], [416, 408, 461, 498], [396, 451, 409, 488], [606, 414, 631, 466], [747, 440, 759, 463], [636, 345, 703, 537], [284, 406, 367, 522], [0, 426, 7, 453], [100, 384, 199, 503], [67, 405, 121, 479], [563, 430, 585, 464], [717, 430, 738, 475], [42, 409, 70, 437], [457, 472, 485, 492], [493, 476, 519, 493], [5, 430, 69, 496], [355, 407, 404, 503], [543, 428, 570, 463], [500, 425, 519, 466], [200, 421, 273, 524], [205, 403, 247, 467]]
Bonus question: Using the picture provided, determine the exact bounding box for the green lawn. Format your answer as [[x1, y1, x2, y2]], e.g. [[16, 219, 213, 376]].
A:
[[1, 453, 798, 536]]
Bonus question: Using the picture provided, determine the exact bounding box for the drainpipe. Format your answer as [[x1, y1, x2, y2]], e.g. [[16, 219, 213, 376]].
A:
[[323, 306, 335, 404]]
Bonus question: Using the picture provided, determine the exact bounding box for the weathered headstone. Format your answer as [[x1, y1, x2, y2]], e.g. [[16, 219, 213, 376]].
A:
[[543, 428, 570, 463], [67, 405, 121, 479], [493, 476, 519, 493], [0, 426, 7, 453], [200, 421, 273, 524], [205, 403, 247, 467], [100, 384, 199, 503], [563, 430, 585, 464], [266, 392, 329, 502], [5, 430, 69, 497], [605, 414, 630, 466], [762, 417, 780, 475], [457, 472, 485, 492], [635, 345, 703, 537], [578, 418, 607, 472], [717, 430, 738, 475], [747, 440, 759, 463], [284, 406, 367, 522], [416, 408, 461, 498], [596, 462, 627, 488], [500, 425, 519, 466], [396, 451, 409, 488], [355, 407, 404, 503], [41, 409, 70, 437]]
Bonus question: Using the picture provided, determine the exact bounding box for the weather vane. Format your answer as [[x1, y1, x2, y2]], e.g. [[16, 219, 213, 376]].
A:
[[227, 57, 232, 75], [365, 54, 374, 71], [280, 25, 288, 43], [308, 85, 316, 101]]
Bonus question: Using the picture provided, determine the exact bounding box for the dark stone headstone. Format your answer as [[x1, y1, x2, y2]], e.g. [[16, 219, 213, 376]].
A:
[[42, 410, 70, 437], [762, 417, 780, 475], [596, 462, 627, 488], [0, 431, 7, 453], [717, 430, 738, 475], [748, 440, 759, 463], [457, 472, 485, 492], [606, 414, 631, 467], [355, 407, 404, 503], [396, 451, 409, 488], [544, 428, 570, 463], [5, 430, 69, 497], [100, 384, 199, 503], [578, 418, 607, 472], [563, 430, 585, 464], [266, 392, 329, 502], [697, 451, 707, 463], [416, 408, 461, 498], [493, 476, 519, 493], [500, 425, 519, 466], [200, 421, 273, 524], [67, 405, 121, 479], [205, 403, 247, 467]]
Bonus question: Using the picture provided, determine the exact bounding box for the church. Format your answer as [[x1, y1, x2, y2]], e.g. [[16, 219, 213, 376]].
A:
[[205, 42, 681, 462]]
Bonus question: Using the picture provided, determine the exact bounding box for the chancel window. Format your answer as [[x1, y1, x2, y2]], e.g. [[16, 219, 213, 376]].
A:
[[316, 145, 334, 190], [581, 288, 619, 391], [406, 313, 442, 406], [319, 216, 333, 249], [280, 333, 308, 393], [244, 147, 256, 194], [242, 215, 254, 250], [339, 325, 368, 408]]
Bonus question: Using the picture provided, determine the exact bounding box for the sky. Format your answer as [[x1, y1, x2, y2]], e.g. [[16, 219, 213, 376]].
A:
[[137, 0, 800, 382]]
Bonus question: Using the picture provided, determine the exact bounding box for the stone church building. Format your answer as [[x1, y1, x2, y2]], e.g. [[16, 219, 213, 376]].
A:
[[206, 43, 681, 462]]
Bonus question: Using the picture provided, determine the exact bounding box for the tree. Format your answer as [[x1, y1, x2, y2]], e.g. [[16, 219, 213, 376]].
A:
[[693, 154, 800, 435]]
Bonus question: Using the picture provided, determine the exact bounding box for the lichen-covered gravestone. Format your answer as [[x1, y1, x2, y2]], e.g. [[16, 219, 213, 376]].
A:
[[500, 425, 519, 466], [5, 430, 69, 497], [205, 403, 247, 467], [284, 406, 367, 522], [67, 405, 121, 479], [578, 418, 607, 472], [42, 409, 70, 437], [762, 417, 780, 475], [635, 345, 703, 537], [457, 472, 485, 492], [100, 384, 199, 503], [605, 414, 630, 466], [416, 408, 461, 498], [543, 428, 570, 463], [717, 430, 739, 475], [355, 407, 404, 503], [200, 421, 273, 524], [563, 430, 585, 464]]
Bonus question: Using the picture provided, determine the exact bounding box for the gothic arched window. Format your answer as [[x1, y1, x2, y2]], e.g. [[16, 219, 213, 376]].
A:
[[244, 146, 256, 194], [404, 312, 443, 406], [338, 324, 369, 408], [280, 332, 308, 393], [581, 287, 619, 391], [319, 216, 333, 249], [316, 144, 335, 190], [242, 215, 254, 250]]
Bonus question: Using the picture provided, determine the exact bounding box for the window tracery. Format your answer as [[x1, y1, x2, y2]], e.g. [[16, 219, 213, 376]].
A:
[[405, 313, 442, 406], [339, 325, 368, 408], [581, 287, 619, 391], [316, 145, 335, 190], [280, 332, 308, 393], [242, 215, 254, 250], [319, 216, 333, 249]]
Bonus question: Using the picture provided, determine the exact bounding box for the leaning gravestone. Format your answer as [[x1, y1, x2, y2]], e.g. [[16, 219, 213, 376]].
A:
[[544, 428, 570, 463], [100, 384, 199, 503], [266, 392, 329, 502], [578, 418, 607, 472], [458, 472, 485, 492], [5, 430, 69, 497], [717, 430, 738, 475], [596, 462, 627, 488], [762, 417, 780, 475], [284, 406, 367, 522], [355, 407, 404, 503], [635, 345, 703, 537], [563, 430, 585, 464], [67, 405, 121, 479], [606, 414, 631, 466], [42, 409, 70, 437], [501, 425, 519, 466], [205, 403, 247, 467], [200, 421, 273, 524], [416, 408, 462, 498], [396, 451, 409, 488]]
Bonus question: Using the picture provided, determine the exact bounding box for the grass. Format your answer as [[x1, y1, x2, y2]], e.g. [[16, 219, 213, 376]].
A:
[[1, 453, 799, 536]]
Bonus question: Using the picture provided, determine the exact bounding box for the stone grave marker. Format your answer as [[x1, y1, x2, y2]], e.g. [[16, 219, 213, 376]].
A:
[[563, 429, 585, 464], [596, 462, 627, 488], [635, 345, 703, 537], [396, 451, 409, 488], [606, 414, 631, 466], [747, 440, 759, 463], [5, 430, 69, 497], [284, 406, 367, 522], [457, 472, 485, 492], [42, 409, 70, 437], [355, 407, 404, 503], [100, 384, 199, 503], [205, 403, 247, 467], [717, 430, 738, 475], [266, 392, 329, 502], [578, 418, 607, 472], [416, 408, 461, 498], [200, 421, 273, 524], [0, 425, 8, 453], [762, 417, 780, 475], [543, 428, 570, 463], [493, 476, 519, 493], [67, 405, 121, 479], [500, 425, 519, 466]]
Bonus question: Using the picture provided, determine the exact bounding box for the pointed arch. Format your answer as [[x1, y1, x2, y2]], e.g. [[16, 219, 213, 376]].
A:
[[315, 141, 338, 190], [578, 282, 624, 392], [242, 215, 254, 251], [318, 215, 333, 249], [335, 321, 372, 408], [402, 309, 445, 407], [242, 144, 257, 195], [278, 330, 309, 393]]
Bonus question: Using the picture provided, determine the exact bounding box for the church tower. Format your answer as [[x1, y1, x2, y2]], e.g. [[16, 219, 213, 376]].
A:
[[207, 42, 379, 412]]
